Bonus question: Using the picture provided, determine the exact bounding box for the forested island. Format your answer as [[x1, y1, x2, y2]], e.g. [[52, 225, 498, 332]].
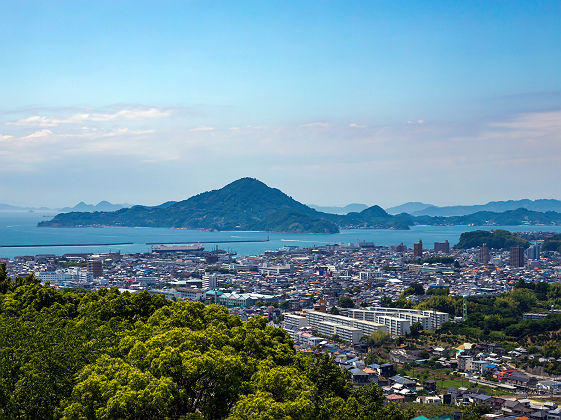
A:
[[454, 230, 530, 250]]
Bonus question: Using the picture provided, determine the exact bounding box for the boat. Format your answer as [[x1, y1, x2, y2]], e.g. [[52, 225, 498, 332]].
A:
[[151, 244, 205, 253]]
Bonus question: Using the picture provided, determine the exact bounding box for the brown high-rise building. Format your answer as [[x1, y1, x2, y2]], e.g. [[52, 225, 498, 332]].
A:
[[478, 243, 490, 264], [434, 240, 450, 254], [413, 240, 423, 258], [510, 246, 525, 268], [396, 243, 407, 252], [87, 260, 103, 278]]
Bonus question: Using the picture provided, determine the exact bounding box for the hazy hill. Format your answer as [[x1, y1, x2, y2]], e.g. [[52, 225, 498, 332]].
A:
[[60, 201, 131, 212], [386, 201, 434, 215], [415, 207, 561, 226], [400, 199, 561, 216], [309, 203, 369, 214]]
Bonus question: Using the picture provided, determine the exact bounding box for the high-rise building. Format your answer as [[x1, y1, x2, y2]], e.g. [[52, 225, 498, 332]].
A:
[[413, 240, 423, 258], [526, 243, 540, 260], [396, 243, 407, 252], [478, 244, 490, 264], [510, 246, 525, 268], [87, 260, 103, 278], [434, 240, 450, 253]]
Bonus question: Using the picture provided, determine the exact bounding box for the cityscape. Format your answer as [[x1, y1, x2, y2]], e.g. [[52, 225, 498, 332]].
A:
[[1, 1, 561, 419]]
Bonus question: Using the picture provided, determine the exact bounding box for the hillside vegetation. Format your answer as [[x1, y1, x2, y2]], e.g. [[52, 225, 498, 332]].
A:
[[454, 229, 530, 249], [542, 234, 561, 252]]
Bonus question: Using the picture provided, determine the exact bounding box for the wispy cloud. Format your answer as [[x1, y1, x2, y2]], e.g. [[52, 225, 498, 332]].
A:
[[20, 129, 53, 140], [189, 126, 214, 132], [300, 122, 331, 128], [6, 106, 173, 127]]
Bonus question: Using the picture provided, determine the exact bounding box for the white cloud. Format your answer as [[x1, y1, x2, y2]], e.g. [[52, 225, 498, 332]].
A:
[[21, 129, 53, 140], [300, 122, 331, 128], [349, 123, 366, 128], [188, 126, 214, 132], [0, 134, 13, 141], [6, 107, 173, 127]]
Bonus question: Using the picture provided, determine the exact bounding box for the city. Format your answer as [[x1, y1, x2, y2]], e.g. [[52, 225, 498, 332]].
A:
[[2, 233, 561, 418]]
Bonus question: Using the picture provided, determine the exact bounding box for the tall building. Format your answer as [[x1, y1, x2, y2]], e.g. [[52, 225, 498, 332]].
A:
[[87, 260, 103, 278], [396, 243, 407, 252], [413, 240, 423, 258], [526, 243, 540, 260], [510, 246, 525, 268], [478, 244, 490, 264], [434, 240, 450, 253]]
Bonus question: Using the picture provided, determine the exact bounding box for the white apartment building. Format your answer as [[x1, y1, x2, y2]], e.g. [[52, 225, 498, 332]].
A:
[[283, 313, 308, 330], [317, 321, 363, 344], [349, 307, 449, 330], [304, 310, 386, 343], [37, 269, 93, 284], [373, 315, 411, 336]]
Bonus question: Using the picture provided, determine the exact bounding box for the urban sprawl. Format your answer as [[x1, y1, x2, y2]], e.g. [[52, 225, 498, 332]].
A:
[[3, 236, 561, 418]]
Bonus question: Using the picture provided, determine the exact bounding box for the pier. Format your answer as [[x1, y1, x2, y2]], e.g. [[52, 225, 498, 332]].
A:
[[0, 242, 134, 248]]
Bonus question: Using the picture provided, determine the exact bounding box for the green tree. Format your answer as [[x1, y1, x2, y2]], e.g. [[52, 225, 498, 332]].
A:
[[338, 295, 355, 308]]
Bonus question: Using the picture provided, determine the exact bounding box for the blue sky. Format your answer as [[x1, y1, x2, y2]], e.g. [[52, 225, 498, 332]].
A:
[[1, 1, 560, 208]]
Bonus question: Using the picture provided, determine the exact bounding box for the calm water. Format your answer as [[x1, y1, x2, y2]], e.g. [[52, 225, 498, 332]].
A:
[[1, 211, 561, 258]]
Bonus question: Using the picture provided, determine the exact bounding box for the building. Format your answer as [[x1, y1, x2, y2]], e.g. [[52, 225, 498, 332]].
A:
[[174, 287, 204, 301], [86, 260, 103, 278], [37, 269, 93, 284], [413, 240, 423, 258], [526, 243, 540, 260], [434, 240, 450, 254], [259, 264, 293, 275], [283, 313, 308, 330], [202, 273, 218, 290], [348, 307, 449, 331], [317, 321, 363, 344], [478, 244, 490, 264], [510, 246, 525, 268], [303, 310, 387, 343], [396, 243, 407, 252]]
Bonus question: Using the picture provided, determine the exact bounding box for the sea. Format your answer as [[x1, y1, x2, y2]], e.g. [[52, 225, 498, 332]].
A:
[[2, 210, 561, 258]]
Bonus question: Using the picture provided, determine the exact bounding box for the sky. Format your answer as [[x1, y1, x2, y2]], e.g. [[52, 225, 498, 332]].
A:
[[1, 0, 561, 209]]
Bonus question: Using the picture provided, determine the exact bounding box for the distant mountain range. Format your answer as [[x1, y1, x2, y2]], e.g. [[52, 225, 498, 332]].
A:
[[36, 179, 561, 233], [59, 201, 131, 212], [308, 203, 369, 215], [0, 201, 130, 213], [386, 199, 561, 216]]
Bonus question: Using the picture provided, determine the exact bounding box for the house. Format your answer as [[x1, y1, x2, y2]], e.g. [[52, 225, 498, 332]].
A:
[[363, 367, 379, 384], [379, 363, 396, 378], [416, 395, 441, 405], [350, 368, 370, 385], [423, 380, 437, 392], [505, 371, 537, 387], [389, 375, 417, 390], [385, 394, 405, 403], [537, 379, 561, 393]]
